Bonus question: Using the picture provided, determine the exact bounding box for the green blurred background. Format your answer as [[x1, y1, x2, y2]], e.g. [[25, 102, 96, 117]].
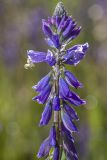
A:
[[0, 0, 107, 160]]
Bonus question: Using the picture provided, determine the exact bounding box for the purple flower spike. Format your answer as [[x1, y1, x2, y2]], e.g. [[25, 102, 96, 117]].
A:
[[27, 50, 47, 63], [61, 110, 78, 132], [32, 73, 51, 92], [33, 84, 52, 104], [52, 96, 60, 111], [26, 2, 89, 160], [49, 126, 57, 147], [53, 147, 59, 160], [37, 137, 51, 158], [39, 101, 52, 126], [63, 101, 79, 120], [64, 70, 83, 88]]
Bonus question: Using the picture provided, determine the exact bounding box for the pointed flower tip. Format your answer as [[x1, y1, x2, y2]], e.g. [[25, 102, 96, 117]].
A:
[[53, 1, 67, 17]]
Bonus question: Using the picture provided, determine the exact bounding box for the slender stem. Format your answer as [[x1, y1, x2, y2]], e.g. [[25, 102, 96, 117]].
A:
[[53, 52, 63, 160]]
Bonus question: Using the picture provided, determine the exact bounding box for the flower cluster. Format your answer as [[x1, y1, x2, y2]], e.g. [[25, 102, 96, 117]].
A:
[[25, 2, 89, 160]]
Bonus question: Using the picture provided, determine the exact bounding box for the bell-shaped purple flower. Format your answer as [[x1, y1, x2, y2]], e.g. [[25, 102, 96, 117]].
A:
[[52, 96, 60, 111], [63, 127, 78, 160], [53, 147, 59, 160], [42, 20, 53, 38], [45, 50, 56, 66], [63, 43, 89, 66], [33, 84, 52, 104], [61, 110, 78, 132], [63, 101, 79, 120], [65, 91, 86, 107], [63, 26, 81, 43], [64, 70, 83, 88], [59, 77, 70, 98], [39, 101, 52, 126], [37, 137, 51, 158], [32, 73, 51, 92], [27, 50, 47, 63], [49, 126, 57, 147], [62, 123, 74, 143]]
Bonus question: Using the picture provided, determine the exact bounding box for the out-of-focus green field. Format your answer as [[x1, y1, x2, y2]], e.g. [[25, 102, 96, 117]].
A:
[[0, 0, 107, 160]]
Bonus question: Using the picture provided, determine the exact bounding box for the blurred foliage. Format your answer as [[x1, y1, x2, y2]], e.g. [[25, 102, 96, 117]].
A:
[[0, 0, 107, 160]]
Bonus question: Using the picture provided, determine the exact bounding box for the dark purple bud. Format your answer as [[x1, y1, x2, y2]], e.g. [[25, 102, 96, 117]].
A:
[[32, 73, 51, 92], [55, 16, 62, 27], [51, 34, 61, 49], [27, 50, 46, 63], [53, 147, 59, 160], [57, 15, 67, 34], [59, 77, 70, 98], [32, 84, 52, 104], [63, 101, 79, 120], [63, 43, 89, 66], [45, 50, 56, 66], [37, 137, 51, 158], [64, 91, 86, 107], [52, 96, 60, 111], [39, 101, 52, 126], [61, 110, 78, 132], [49, 126, 57, 147], [62, 123, 74, 143], [64, 70, 83, 88], [42, 20, 53, 38], [63, 129, 78, 159], [62, 20, 77, 38]]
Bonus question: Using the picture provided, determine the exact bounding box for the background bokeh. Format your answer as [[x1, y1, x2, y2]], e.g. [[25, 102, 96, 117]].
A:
[[0, 0, 107, 160]]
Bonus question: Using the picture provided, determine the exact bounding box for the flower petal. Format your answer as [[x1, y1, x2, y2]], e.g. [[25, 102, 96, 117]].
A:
[[27, 50, 46, 63], [61, 110, 78, 132], [64, 70, 83, 88], [45, 50, 56, 66], [52, 96, 60, 111], [63, 43, 89, 65], [33, 84, 52, 104], [42, 20, 53, 38], [37, 137, 51, 158], [63, 101, 79, 120], [32, 73, 51, 92], [53, 147, 59, 160], [49, 126, 57, 147], [39, 101, 52, 126]]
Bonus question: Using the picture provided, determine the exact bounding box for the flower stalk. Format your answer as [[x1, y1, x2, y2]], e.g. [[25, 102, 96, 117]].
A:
[[25, 2, 89, 160]]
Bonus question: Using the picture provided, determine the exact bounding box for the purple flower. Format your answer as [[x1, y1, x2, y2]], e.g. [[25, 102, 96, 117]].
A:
[[63, 127, 78, 160], [45, 50, 56, 66], [64, 70, 83, 88], [59, 77, 85, 106], [27, 50, 47, 63], [63, 43, 89, 65], [53, 147, 59, 160], [42, 20, 53, 38], [65, 91, 86, 107], [32, 73, 51, 92], [61, 110, 78, 132], [37, 137, 51, 158], [59, 77, 70, 98], [39, 101, 52, 126], [33, 84, 52, 104], [63, 101, 79, 120], [52, 96, 60, 111], [49, 126, 57, 147], [62, 123, 74, 143]]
